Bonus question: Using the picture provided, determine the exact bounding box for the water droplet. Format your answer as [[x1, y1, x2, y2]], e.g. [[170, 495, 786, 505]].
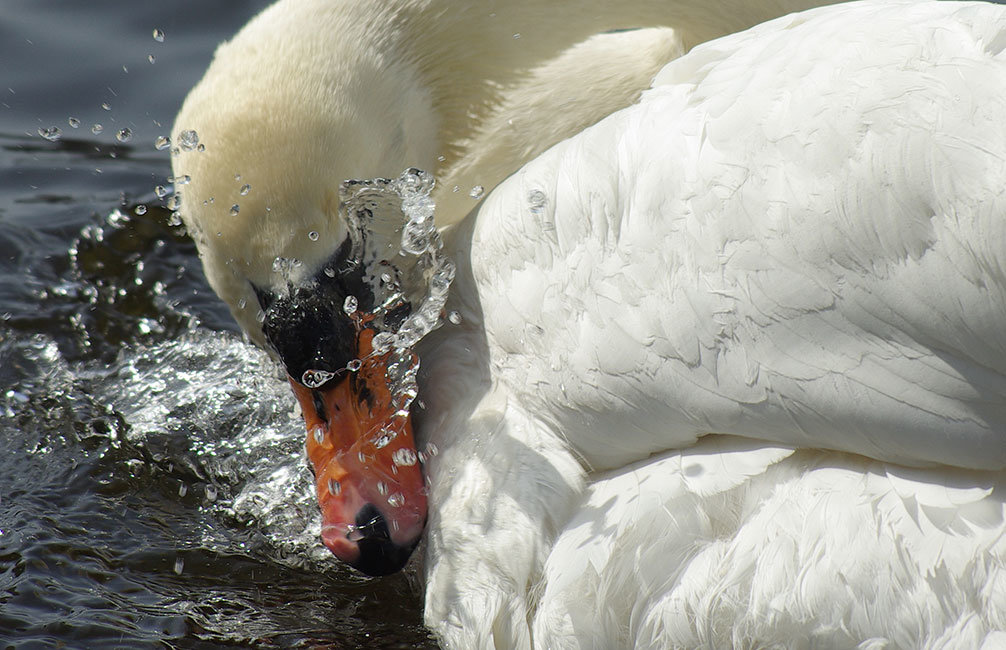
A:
[[178, 483, 188, 497], [237, 298, 247, 309], [178, 129, 199, 151], [343, 295, 358, 315], [256, 310, 265, 323], [528, 189, 547, 214], [308, 230, 319, 242], [196, 143, 205, 152], [328, 478, 341, 496], [346, 525, 364, 542], [437, 155, 446, 162], [324, 267, 336, 278], [374, 429, 398, 449], [147, 54, 156, 64], [67, 117, 80, 128], [346, 359, 362, 372], [513, 33, 521, 39], [134, 204, 147, 215], [37, 126, 61, 141], [469, 185, 484, 199], [91, 124, 103, 135], [166, 194, 181, 211], [154, 185, 168, 198], [387, 493, 405, 508], [392, 448, 418, 466], [174, 174, 191, 186], [229, 204, 239, 216], [205, 485, 217, 502], [166, 212, 182, 227], [313, 426, 326, 445], [154, 135, 170, 150], [173, 557, 184, 574], [115, 128, 132, 143], [376, 481, 389, 496], [302, 369, 335, 389], [101, 102, 111, 111], [448, 310, 462, 325], [430, 260, 455, 295], [152, 28, 165, 42], [425, 442, 439, 457], [239, 183, 251, 196]]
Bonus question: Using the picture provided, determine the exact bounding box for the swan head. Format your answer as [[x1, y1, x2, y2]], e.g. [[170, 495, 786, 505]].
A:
[[169, 3, 439, 575]]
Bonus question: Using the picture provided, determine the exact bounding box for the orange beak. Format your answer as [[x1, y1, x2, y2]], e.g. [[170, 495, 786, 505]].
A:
[[289, 329, 427, 576]]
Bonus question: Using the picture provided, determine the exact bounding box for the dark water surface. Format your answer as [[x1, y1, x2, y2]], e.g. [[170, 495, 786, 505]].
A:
[[0, 3, 434, 647]]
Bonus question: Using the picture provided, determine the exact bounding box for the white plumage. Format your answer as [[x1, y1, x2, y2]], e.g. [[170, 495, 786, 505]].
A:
[[173, 0, 1006, 646]]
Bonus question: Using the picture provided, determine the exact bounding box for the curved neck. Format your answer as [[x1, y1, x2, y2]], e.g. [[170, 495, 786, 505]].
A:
[[399, 0, 812, 125], [380, 0, 834, 215]]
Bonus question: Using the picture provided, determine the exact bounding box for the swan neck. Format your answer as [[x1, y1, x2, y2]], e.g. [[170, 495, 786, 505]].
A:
[[385, 0, 830, 175]]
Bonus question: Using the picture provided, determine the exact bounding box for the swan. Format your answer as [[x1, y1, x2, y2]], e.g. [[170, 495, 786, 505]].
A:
[[171, 0, 1006, 646], [170, 0, 837, 575]]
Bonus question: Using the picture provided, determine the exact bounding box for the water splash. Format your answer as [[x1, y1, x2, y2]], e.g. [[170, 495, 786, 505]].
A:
[[335, 169, 455, 417], [100, 330, 333, 567], [340, 168, 454, 358]]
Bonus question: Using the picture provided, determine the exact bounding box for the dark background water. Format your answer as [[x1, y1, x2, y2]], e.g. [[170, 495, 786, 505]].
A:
[[0, 2, 434, 647]]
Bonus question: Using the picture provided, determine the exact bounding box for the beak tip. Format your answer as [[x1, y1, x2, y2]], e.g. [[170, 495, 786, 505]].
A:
[[353, 536, 420, 577], [321, 503, 422, 576], [322, 533, 420, 578], [320, 525, 362, 564]]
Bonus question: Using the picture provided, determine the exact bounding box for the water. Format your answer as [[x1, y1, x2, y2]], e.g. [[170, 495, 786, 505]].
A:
[[0, 3, 434, 647], [339, 169, 454, 356]]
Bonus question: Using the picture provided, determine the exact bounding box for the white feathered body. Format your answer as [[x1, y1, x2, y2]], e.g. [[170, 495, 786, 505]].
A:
[[418, 3, 1006, 647]]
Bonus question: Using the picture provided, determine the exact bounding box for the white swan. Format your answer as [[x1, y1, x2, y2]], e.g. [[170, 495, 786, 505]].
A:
[[171, 0, 835, 575], [172, 0, 1006, 646]]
